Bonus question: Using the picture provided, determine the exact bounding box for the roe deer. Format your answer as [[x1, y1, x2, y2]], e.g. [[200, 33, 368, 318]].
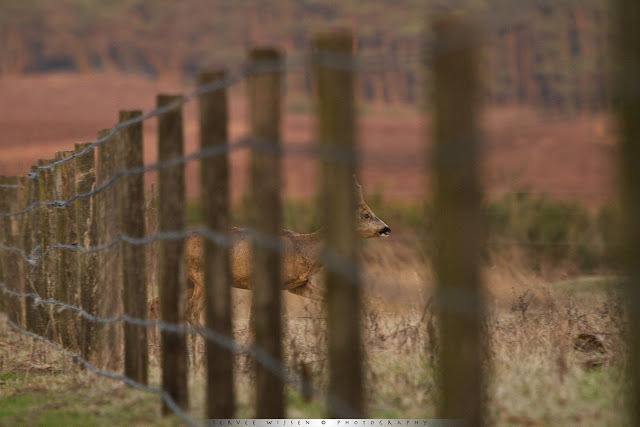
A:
[[150, 177, 390, 325]]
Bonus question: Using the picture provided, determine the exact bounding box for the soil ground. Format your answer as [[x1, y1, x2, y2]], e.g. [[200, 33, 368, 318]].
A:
[[0, 72, 617, 207]]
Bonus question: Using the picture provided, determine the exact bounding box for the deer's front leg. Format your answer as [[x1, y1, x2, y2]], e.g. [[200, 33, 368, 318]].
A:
[[287, 269, 326, 302]]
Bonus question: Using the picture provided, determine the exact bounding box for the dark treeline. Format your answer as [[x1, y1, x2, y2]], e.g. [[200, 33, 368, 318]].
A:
[[0, 0, 609, 111]]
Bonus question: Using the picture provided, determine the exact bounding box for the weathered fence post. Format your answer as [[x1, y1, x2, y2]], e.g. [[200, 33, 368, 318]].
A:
[[313, 29, 364, 418], [613, 0, 640, 424], [249, 47, 285, 418], [430, 13, 485, 424], [0, 178, 5, 318], [24, 171, 43, 333], [38, 159, 56, 340], [198, 69, 234, 417], [0, 176, 7, 319], [96, 129, 123, 368], [157, 94, 189, 414], [17, 176, 30, 326], [74, 142, 98, 362], [117, 110, 148, 385], [0, 176, 22, 325], [145, 183, 159, 354], [53, 151, 78, 349]]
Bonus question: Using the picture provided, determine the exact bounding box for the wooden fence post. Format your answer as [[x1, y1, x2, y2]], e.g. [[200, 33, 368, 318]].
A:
[[0, 177, 5, 318], [0, 176, 22, 325], [53, 151, 78, 349], [430, 13, 485, 424], [38, 159, 56, 340], [24, 170, 43, 333], [96, 129, 123, 369], [157, 94, 189, 414], [0, 176, 7, 319], [17, 177, 30, 327], [313, 29, 363, 418], [117, 110, 148, 385], [249, 47, 285, 419], [198, 69, 234, 417], [50, 155, 64, 344], [74, 142, 98, 361], [613, 0, 640, 424]]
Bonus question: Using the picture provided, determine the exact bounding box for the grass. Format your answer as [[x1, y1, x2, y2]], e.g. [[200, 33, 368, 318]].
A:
[[0, 351, 176, 426]]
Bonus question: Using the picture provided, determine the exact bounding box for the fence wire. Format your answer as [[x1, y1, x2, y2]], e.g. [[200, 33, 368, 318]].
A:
[[0, 222, 616, 274], [0, 134, 615, 220], [0, 53, 393, 421], [0, 8, 618, 419], [21, 50, 427, 184], [1, 140, 249, 219], [0, 282, 360, 418]]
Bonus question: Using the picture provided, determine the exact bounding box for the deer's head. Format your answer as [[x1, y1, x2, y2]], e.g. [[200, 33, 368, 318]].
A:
[[353, 176, 391, 238]]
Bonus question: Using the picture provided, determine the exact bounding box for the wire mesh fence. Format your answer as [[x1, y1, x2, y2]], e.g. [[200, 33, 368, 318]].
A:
[[0, 2, 636, 424]]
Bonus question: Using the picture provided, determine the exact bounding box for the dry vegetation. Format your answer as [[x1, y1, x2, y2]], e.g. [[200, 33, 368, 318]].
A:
[[0, 229, 630, 424]]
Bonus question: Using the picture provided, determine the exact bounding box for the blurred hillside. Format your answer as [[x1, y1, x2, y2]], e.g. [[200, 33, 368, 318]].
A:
[[1, 0, 609, 111]]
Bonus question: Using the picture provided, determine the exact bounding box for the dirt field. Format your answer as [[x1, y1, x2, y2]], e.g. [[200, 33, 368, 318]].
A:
[[0, 72, 617, 207]]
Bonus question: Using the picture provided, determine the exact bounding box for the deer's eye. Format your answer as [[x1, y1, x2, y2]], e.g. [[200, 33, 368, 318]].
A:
[[363, 213, 370, 219]]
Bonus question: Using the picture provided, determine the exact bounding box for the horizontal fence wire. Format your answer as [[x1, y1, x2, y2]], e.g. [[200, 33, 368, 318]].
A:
[[0, 139, 249, 218], [27, 71, 245, 178], [0, 57, 609, 219], [0, 227, 231, 265], [20, 50, 426, 182], [0, 11, 614, 415], [0, 53, 426, 220], [0, 225, 394, 302], [0, 223, 618, 272], [0, 283, 359, 418], [0, 134, 615, 219], [0, 313, 198, 427], [0, 5, 619, 423]]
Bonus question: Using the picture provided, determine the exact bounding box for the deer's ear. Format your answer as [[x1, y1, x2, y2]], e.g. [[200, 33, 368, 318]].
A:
[[352, 174, 362, 190], [352, 175, 364, 203]]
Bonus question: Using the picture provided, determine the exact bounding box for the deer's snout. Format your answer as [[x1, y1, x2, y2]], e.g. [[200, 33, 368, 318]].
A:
[[379, 226, 391, 236]]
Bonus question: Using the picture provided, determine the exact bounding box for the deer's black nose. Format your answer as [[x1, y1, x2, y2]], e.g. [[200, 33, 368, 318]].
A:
[[380, 226, 391, 236]]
